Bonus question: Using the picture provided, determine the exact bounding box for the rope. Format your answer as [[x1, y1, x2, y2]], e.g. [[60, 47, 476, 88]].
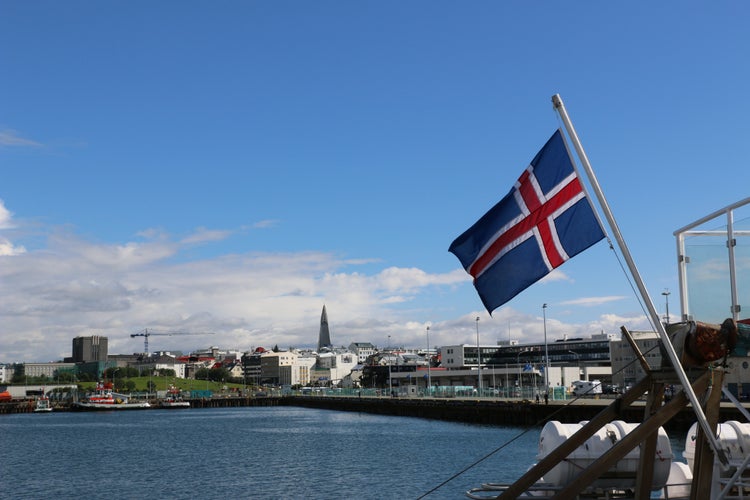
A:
[[418, 119, 678, 495], [417, 343, 665, 497], [416, 425, 536, 499]]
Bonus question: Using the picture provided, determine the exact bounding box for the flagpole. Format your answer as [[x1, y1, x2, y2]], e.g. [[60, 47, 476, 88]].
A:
[[551, 93, 726, 464]]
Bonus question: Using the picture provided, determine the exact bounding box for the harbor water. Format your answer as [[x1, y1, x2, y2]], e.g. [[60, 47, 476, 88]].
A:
[[1, 406, 686, 499]]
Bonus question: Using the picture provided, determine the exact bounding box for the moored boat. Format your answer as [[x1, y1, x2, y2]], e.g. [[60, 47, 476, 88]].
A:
[[34, 394, 53, 413], [159, 385, 190, 408], [73, 382, 151, 411]]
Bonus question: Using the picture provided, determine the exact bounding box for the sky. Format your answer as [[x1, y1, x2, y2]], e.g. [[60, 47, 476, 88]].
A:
[[2, 2, 749, 363]]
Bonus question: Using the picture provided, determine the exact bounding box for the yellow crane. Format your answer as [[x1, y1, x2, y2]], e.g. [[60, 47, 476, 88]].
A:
[[130, 328, 216, 353]]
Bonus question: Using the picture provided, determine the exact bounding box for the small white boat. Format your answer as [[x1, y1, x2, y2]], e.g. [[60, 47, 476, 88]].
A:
[[34, 394, 53, 413]]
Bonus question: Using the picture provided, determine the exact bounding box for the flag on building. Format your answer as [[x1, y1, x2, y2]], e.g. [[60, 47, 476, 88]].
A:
[[449, 130, 605, 313]]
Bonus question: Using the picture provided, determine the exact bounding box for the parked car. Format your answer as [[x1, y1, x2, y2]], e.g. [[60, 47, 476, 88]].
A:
[[572, 380, 602, 397], [602, 384, 620, 395]]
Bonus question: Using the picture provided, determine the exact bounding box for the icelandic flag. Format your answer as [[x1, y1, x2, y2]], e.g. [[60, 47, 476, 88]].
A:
[[449, 130, 605, 313]]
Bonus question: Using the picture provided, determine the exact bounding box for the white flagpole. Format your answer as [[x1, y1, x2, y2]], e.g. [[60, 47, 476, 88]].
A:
[[551, 94, 727, 464]]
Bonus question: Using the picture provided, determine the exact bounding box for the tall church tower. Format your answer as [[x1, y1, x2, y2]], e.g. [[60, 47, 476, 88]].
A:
[[317, 305, 332, 351]]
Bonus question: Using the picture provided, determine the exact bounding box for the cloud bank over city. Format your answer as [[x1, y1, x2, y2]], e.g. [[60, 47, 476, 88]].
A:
[[0, 198, 653, 362]]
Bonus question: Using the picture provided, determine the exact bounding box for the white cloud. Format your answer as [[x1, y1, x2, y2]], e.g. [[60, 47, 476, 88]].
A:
[[0, 199, 15, 229], [251, 219, 279, 229], [180, 227, 233, 244], [376, 267, 467, 292], [539, 268, 571, 283], [0, 203, 643, 363], [0, 238, 26, 256], [0, 225, 468, 361], [559, 296, 627, 307], [0, 200, 26, 255], [0, 129, 42, 147]]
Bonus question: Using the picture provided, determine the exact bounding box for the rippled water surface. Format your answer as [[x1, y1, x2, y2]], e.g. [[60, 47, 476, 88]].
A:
[[2, 407, 543, 499], [1, 406, 689, 499]]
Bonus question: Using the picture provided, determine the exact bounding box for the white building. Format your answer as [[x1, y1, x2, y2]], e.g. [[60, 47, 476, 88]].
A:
[[609, 331, 661, 389], [260, 351, 302, 386], [296, 352, 318, 386], [348, 342, 376, 363], [192, 346, 240, 360], [225, 362, 245, 379], [24, 362, 77, 380], [133, 354, 187, 379], [318, 351, 358, 381], [439, 334, 614, 391]]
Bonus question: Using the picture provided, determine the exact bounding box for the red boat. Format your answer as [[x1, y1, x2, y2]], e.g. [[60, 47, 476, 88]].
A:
[[74, 381, 151, 411]]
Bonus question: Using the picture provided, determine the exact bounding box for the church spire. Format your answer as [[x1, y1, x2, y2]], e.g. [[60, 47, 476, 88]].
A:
[[317, 305, 332, 351]]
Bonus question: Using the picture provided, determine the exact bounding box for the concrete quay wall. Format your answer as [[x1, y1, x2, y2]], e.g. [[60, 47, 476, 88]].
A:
[[4, 395, 748, 432], [281, 396, 749, 432]]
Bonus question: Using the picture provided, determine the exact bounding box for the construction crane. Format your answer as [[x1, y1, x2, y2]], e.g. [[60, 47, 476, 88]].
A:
[[130, 328, 216, 353]]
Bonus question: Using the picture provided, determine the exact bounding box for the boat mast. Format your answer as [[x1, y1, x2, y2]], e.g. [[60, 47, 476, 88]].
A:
[[551, 93, 726, 464]]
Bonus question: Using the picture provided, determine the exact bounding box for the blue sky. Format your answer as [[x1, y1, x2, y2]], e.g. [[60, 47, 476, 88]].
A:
[[2, 2, 749, 362]]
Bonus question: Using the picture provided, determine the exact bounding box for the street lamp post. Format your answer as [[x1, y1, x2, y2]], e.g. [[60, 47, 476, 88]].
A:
[[505, 363, 509, 396], [662, 289, 671, 325], [426, 326, 431, 395], [387, 335, 392, 397], [476, 316, 481, 396], [543, 304, 549, 395], [517, 349, 530, 398], [396, 349, 400, 396], [568, 350, 580, 391]]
